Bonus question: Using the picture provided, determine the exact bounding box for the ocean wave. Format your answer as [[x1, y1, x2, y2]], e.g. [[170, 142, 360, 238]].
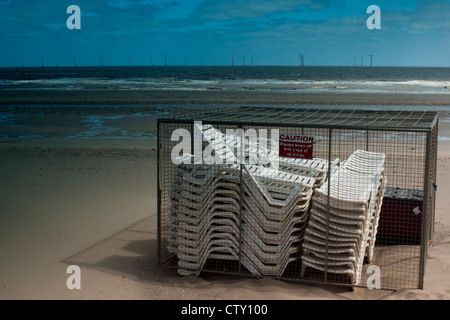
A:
[[1, 66, 450, 94], [1, 77, 449, 94]]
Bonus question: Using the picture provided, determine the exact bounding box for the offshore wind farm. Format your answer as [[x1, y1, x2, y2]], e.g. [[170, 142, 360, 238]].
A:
[[12, 50, 382, 68]]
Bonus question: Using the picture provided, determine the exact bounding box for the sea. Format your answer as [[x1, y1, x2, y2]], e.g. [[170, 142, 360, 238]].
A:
[[0, 66, 449, 139], [1, 65, 450, 94]]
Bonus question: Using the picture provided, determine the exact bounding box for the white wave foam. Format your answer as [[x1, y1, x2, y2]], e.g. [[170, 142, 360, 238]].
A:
[[1, 77, 449, 94]]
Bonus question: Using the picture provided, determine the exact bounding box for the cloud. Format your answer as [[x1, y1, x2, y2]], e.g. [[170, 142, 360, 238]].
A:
[[190, 0, 338, 21], [107, 0, 159, 9], [107, 0, 132, 8], [0, 0, 448, 66], [0, 0, 14, 6], [380, 0, 450, 38]]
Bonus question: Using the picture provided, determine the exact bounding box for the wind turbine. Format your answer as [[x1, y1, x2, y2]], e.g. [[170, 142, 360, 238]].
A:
[[128, 55, 132, 67], [20, 56, 25, 68], [367, 50, 374, 67], [200, 55, 203, 66], [241, 54, 246, 66], [360, 53, 364, 67], [231, 54, 234, 66], [250, 56, 254, 66], [74, 56, 77, 67], [297, 52, 305, 67], [353, 56, 357, 67], [39, 54, 45, 67], [162, 53, 169, 66], [185, 53, 188, 67], [97, 51, 104, 67]]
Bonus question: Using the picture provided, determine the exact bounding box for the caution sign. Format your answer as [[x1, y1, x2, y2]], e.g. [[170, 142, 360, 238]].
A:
[[279, 134, 314, 159]]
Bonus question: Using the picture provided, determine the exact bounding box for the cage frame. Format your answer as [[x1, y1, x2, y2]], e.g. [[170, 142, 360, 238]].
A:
[[157, 106, 439, 290]]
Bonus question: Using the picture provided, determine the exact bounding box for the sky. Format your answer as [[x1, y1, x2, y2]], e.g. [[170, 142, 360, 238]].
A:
[[0, 0, 449, 67]]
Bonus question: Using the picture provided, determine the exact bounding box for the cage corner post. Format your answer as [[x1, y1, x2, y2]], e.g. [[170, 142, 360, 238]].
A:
[[418, 129, 432, 290], [156, 119, 162, 265], [238, 123, 244, 275], [324, 127, 333, 283]]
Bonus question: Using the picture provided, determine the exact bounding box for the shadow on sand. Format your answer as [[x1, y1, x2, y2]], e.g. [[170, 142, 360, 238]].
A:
[[62, 214, 176, 283], [62, 214, 398, 299]]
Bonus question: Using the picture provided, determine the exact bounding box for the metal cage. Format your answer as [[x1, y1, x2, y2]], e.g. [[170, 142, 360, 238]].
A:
[[157, 106, 438, 290]]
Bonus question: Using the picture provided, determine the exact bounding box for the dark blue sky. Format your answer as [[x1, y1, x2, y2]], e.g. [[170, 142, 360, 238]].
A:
[[1, 0, 449, 67]]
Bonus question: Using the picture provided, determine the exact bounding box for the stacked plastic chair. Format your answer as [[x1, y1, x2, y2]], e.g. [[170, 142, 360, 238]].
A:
[[168, 162, 243, 275], [278, 157, 340, 188], [168, 124, 320, 276], [240, 165, 315, 276], [300, 150, 386, 285], [218, 124, 338, 188]]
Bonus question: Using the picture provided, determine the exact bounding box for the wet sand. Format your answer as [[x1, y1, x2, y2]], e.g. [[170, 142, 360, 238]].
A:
[[1, 89, 450, 106]]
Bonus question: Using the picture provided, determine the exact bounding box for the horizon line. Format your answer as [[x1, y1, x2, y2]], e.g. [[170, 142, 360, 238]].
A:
[[1, 65, 449, 69]]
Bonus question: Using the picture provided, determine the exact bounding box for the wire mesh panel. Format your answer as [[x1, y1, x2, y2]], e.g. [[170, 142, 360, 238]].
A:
[[157, 106, 439, 291]]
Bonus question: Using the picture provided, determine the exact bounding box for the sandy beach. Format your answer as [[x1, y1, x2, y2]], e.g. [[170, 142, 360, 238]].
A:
[[1, 89, 450, 106], [1, 93, 450, 301]]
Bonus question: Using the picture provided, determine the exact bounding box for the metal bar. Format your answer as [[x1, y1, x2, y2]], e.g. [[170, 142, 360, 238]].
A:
[[238, 124, 244, 275], [430, 119, 439, 240], [366, 129, 369, 151], [156, 120, 162, 264], [160, 255, 177, 266], [324, 128, 333, 282], [157, 118, 434, 133], [158, 107, 437, 131], [191, 122, 195, 162], [419, 130, 432, 289]]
